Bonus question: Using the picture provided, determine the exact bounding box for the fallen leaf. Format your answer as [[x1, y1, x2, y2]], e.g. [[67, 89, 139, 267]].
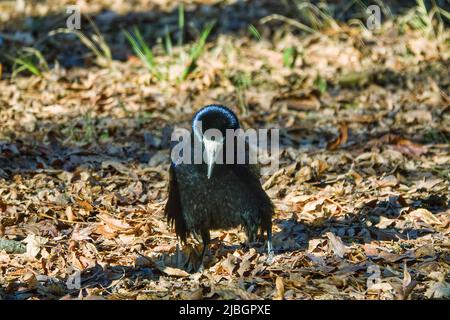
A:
[[377, 251, 414, 263], [99, 213, 133, 231], [326, 232, 347, 258], [221, 253, 237, 275], [77, 200, 93, 213], [394, 138, 427, 157], [376, 216, 395, 229], [71, 224, 96, 241], [414, 244, 435, 258], [102, 160, 138, 180], [369, 282, 393, 292], [65, 206, 75, 222], [425, 282, 450, 299], [274, 276, 285, 300], [397, 263, 417, 300], [23, 235, 48, 258], [158, 266, 190, 278], [327, 122, 348, 150], [409, 208, 442, 226]]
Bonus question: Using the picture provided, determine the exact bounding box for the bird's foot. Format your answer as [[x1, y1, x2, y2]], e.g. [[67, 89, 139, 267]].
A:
[[265, 240, 275, 264], [266, 251, 275, 265], [196, 263, 205, 273]]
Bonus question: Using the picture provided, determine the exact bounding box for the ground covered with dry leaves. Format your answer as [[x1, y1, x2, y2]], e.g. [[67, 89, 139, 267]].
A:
[[0, 0, 449, 300]]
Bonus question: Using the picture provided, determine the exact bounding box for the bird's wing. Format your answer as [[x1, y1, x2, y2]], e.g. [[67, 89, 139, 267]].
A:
[[231, 138, 274, 228], [230, 161, 274, 237], [230, 161, 274, 209], [165, 163, 189, 243]]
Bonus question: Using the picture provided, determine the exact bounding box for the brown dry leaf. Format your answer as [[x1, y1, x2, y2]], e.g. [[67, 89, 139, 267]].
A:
[[0, 199, 7, 212], [295, 166, 313, 182], [308, 239, 325, 253], [183, 288, 204, 300], [94, 223, 117, 239], [414, 244, 435, 258], [394, 263, 417, 300], [0, 251, 11, 264], [71, 252, 87, 270], [347, 169, 363, 185], [402, 110, 432, 124], [425, 282, 450, 299], [393, 138, 428, 157], [274, 276, 285, 300], [377, 134, 428, 157], [409, 208, 442, 226], [77, 200, 94, 213], [377, 175, 398, 188], [412, 178, 444, 191], [369, 282, 394, 293], [151, 245, 176, 253], [22, 272, 38, 289], [71, 224, 96, 241], [99, 213, 133, 231], [65, 206, 75, 222], [325, 232, 347, 258], [221, 253, 238, 275], [158, 266, 190, 278], [363, 244, 379, 257], [287, 194, 314, 204], [285, 96, 320, 111], [377, 251, 413, 263], [237, 254, 254, 277], [402, 263, 411, 289], [327, 122, 348, 150], [311, 159, 328, 176], [303, 197, 325, 212], [102, 160, 138, 180], [23, 234, 48, 258], [118, 234, 135, 245], [375, 216, 396, 229]]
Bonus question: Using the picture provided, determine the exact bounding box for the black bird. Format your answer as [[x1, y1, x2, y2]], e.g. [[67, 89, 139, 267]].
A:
[[165, 105, 274, 269]]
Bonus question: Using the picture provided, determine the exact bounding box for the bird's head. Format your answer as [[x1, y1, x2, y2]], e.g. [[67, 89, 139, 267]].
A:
[[192, 105, 240, 179]]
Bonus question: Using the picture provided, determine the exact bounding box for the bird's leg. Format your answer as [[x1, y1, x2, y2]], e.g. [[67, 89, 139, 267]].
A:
[[266, 226, 274, 264], [197, 230, 210, 272], [244, 222, 258, 249], [191, 230, 202, 243]]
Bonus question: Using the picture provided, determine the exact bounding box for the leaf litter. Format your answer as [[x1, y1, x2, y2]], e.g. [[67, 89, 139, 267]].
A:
[[0, 0, 449, 300]]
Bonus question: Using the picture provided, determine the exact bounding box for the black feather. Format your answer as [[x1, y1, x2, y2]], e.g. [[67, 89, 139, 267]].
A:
[[164, 105, 274, 268], [165, 163, 188, 243]]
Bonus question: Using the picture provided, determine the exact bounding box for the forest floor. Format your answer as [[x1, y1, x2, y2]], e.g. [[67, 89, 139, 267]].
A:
[[0, 0, 449, 300]]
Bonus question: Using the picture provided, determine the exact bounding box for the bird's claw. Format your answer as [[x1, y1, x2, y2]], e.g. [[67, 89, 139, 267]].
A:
[[196, 264, 205, 273], [266, 252, 275, 265]]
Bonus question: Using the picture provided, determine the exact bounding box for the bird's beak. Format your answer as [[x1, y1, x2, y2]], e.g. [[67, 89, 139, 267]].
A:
[[203, 138, 222, 179]]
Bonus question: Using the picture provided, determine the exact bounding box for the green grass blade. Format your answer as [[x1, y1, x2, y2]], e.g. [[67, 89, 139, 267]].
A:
[[6, 47, 47, 78], [248, 24, 261, 41], [133, 27, 155, 66], [178, 3, 184, 47], [123, 28, 161, 80], [180, 20, 215, 81], [283, 47, 297, 68], [164, 25, 173, 56]]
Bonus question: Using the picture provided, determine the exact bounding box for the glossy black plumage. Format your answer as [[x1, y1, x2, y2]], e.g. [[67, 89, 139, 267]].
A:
[[165, 105, 274, 268]]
